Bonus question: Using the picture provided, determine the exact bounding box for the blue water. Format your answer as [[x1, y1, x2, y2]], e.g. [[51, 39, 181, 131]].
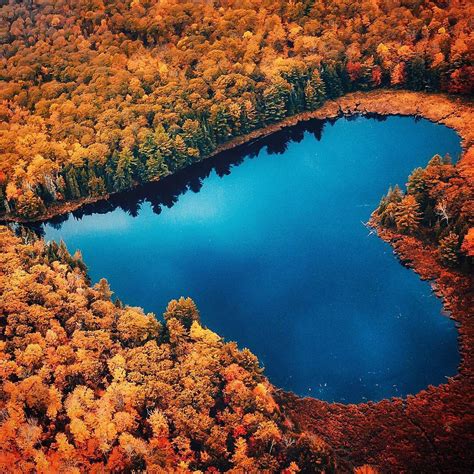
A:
[[42, 116, 461, 403]]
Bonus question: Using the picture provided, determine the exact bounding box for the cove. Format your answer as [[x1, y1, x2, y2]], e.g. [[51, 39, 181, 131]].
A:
[[40, 115, 461, 404]]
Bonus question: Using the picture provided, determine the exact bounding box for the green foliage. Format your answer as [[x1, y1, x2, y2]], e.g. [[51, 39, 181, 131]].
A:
[[0, 0, 471, 223], [114, 150, 138, 191], [375, 155, 472, 270], [304, 71, 326, 110]]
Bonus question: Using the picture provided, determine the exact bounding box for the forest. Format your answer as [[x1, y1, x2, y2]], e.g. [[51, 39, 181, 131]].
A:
[[373, 151, 474, 271], [0, 0, 473, 219], [0, 227, 346, 472], [1, 0, 473, 472]]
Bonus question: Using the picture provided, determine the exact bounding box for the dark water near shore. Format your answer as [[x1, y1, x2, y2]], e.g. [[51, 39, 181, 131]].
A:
[[41, 115, 461, 403]]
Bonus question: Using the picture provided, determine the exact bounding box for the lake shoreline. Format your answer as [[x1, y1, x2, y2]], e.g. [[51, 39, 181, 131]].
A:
[[5, 89, 473, 471], [2, 89, 472, 225], [279, 221, 473, 471]]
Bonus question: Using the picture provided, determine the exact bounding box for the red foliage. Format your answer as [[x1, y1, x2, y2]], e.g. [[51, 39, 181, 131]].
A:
[[347, 61, 363, 81], [371, 66, 382, 86], [448, 66, 474, 95]]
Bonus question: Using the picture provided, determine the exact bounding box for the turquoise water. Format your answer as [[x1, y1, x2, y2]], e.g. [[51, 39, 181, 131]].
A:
[[42, 115, 461, 403]]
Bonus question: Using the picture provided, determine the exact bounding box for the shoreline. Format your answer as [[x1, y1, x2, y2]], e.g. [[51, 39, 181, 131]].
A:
[[279, 222, 473, 472], [2, 89, 472, 225], [3, 89, 473, 470]]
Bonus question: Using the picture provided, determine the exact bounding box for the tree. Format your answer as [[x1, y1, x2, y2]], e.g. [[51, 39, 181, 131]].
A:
[[407, 167, 427, 201], [321, 64, 343, 99], [15, 190, 46, 218], [231, 438, 256, 471], [406, 57, 427, 91], [114, 150, 137, 191], [377, 185, 403, 227], [163, 297, 200, 330], [461, 228, 474, 258], [304, 70, 326, 110], [146, 151, 168, 180], [262, 79, 290, 123], [439, 232, 459, 267], [116, 308, 161, 347], [395, 195, 421, 233], [210, 104, 232, 143]]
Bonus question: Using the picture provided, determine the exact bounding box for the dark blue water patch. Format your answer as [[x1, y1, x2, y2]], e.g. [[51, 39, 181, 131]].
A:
[[40, 115, 461, 403]]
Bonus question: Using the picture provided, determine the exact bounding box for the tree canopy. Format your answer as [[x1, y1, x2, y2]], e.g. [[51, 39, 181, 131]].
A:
[[0, 0, 472, 218]]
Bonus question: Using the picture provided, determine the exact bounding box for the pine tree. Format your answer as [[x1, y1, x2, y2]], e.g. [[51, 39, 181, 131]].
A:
[[173, 135, 188, 167], [114, 149, 137, 191], [262, 84, 287, 124], [395, 195, 421, 233], [407, 167, 426, 199], [439, 232, 459, 267], [242, 100, 260, 132], [146, 150, 168, 180], [321, 64, 343, 99], [304, 70, 326, 110], [377, 185, 404, 226], [63, 168, 81, 199], [88, 176, 107, 197], [210, 104, 232, 143], [427, 154, 443, 167], [406, 56, 427, 91], [153, 126, 175, 168]]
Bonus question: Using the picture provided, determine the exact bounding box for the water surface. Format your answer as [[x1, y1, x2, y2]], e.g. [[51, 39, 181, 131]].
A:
[[42, 115, 461, 403]]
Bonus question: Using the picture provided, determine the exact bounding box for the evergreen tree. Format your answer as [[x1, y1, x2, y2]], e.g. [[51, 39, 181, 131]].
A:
[[139, 132, 157, 161], [395, 195, 421, 233], [406, 167, 427, 202], [146, 150, 169, 180], [242, 100, 260, 132], [304, 70, 326, 110], [114, 149, 137, 191], [63, 168, 81, 199], [406, 56, 427, 91], [262, 84, 287, 123], [173, 135, 189, 167], [321, 64, 343, 99], [210, 105, 232, 143], [88, 176, 107, 197], [377, 185, 404, 227], [427, 154, 443, 167], [153, 125, 175, 169]]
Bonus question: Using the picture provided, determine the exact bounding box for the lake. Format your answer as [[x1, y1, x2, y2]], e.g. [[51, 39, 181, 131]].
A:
[[41, 115, 461, 403]]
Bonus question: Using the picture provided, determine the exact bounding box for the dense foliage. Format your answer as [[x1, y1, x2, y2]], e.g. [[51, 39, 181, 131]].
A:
[[0, 227, 343, 472], [1, 0, 473, 218], [373, 150, 474, 271]]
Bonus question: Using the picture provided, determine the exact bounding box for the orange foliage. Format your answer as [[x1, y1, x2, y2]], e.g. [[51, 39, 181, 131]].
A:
[[0, 227, 337, 472]]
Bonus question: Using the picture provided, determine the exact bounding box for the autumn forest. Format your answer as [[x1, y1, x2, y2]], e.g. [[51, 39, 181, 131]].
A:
[[0, 0, 473, 472]]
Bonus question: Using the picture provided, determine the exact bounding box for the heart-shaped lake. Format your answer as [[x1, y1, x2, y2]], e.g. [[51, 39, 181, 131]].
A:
[[41, 115, 461, 403]]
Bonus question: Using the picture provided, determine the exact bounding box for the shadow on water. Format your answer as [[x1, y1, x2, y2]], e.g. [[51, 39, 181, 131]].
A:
[[27, 116, 377, 235]]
